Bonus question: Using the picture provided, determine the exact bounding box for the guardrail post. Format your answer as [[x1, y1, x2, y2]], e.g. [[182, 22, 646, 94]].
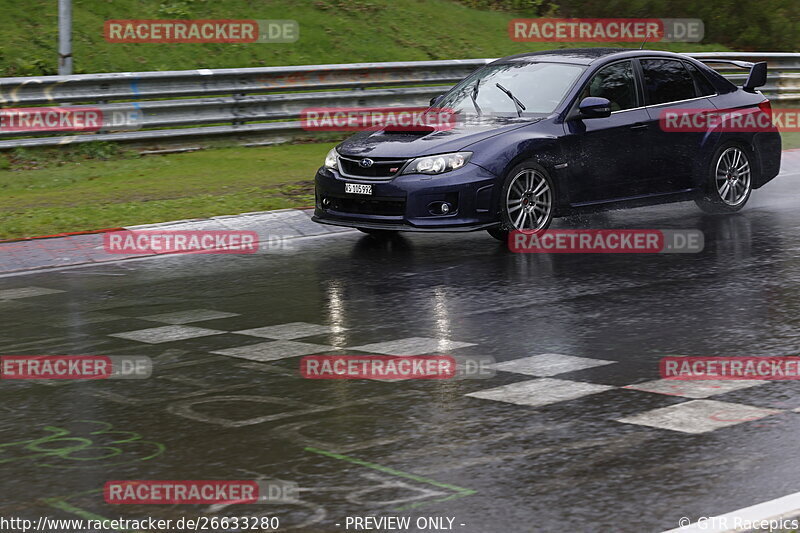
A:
[[58, 0, 73, 75]]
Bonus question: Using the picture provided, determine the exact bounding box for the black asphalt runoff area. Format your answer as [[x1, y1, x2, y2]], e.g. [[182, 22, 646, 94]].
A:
[[1, 154, 800, 532]]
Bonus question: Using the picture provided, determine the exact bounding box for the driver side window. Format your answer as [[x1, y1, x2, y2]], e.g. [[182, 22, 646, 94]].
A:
[[581, 61, 638, 112]]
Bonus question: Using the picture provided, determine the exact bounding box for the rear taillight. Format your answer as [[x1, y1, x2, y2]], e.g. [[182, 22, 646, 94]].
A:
[[758, 99, 772, 120]]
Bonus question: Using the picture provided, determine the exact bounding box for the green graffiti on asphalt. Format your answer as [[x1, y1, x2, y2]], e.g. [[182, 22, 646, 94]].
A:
[[0, 420, 164, 469], [304, 446, 476, 511]]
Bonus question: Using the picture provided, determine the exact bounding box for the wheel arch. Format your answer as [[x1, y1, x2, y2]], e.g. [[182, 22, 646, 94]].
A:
[[484, 138, 568, 218], [692, 133, 762, 191]]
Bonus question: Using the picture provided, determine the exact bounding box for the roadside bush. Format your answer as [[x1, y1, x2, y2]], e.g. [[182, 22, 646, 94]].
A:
[[75, 142, 121, 161], [454, 0, 800, 51]]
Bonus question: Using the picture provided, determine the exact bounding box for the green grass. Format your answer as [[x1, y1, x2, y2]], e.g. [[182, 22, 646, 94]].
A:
[[0, 0, 733, 76], [777, 103, 800, 151], [783, 132, 800, 150], [0, 143, 325, 239], [1, 129, 797, 241]]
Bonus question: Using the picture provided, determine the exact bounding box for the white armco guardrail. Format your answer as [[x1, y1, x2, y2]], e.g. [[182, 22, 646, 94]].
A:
[[0, 53, 797, 149]]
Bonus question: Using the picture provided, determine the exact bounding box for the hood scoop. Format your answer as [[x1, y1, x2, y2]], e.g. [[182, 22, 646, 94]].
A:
[[382, 125, 437, 135]]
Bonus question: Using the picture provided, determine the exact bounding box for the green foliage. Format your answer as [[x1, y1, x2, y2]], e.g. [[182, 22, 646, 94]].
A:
[[9, 57, 56, 76], [6, 143, 131, 171], [552, 0, 799, 51], [454, 0, 557, 15], [312, 0, 382, 14], [156, 0, 207, 18], [75, 141, 120, 160], [0, 0, 735, 77]]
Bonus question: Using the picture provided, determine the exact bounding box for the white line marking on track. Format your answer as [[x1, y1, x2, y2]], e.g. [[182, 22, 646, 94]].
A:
[[662, 491, 800, 532]]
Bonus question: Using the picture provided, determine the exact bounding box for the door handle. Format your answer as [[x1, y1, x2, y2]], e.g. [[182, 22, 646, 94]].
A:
[[630, 123, 649, 131]]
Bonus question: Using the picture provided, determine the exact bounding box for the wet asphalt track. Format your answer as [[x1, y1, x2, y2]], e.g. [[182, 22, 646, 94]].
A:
[[1, 154, 800, 533]]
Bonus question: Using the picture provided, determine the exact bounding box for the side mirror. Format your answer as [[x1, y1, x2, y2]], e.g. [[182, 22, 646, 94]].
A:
[[578, 97, 611, 119], [743, 62, 767, 93], [429, 94, 444, 107]]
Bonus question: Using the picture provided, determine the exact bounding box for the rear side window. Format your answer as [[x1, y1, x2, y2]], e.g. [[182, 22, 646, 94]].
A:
[[640, 59, 697, 105], [684, 62, 716, 96]]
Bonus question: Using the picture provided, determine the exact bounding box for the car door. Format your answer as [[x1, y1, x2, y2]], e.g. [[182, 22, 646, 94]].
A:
[[638, 58, 717, 193], [562, 59, 652, 204]]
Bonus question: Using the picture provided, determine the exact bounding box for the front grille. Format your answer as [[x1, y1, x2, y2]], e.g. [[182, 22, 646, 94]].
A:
[[338, 156, 408, 179], [327, 196, 405, 217]]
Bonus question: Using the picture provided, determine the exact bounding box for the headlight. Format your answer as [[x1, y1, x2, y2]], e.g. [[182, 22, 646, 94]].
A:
[[324, 148, 338, 170], [402, 152, 471, 175]]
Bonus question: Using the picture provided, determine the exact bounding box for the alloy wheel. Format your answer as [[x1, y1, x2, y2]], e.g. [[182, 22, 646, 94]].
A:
[[505, 169, 553, 230], [716, 147, 751, 206]]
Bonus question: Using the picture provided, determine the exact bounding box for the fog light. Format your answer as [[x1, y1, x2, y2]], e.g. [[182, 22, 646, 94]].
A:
[[428, 201, 453, 216], [322, 197, 330, 207]]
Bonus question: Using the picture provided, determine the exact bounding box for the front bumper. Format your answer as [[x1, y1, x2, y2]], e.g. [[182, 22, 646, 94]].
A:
[[312, 163, 501, 232]]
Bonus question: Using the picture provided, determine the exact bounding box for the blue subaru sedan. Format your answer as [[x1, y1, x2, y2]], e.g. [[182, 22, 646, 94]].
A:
[[312, 48, 782, 241]]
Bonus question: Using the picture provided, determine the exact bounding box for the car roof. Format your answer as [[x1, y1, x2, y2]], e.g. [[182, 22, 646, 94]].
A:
[[495, 48, 687, 66]]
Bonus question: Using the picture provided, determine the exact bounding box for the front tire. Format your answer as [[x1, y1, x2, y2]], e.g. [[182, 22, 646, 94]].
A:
[[496, 162, 555, 235], [487, 227, 508, 242], [695, 143, 753, 214]]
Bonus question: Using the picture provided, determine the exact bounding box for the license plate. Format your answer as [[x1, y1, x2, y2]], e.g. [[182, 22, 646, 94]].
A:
[[345, 183, 372, 195]]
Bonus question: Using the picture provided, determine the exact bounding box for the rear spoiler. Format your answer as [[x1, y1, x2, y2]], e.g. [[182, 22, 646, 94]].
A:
[[694, 59, 768, 93]]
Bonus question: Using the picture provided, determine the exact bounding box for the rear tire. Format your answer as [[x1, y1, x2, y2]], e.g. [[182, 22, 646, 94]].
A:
[[695, 143, 753, 214]]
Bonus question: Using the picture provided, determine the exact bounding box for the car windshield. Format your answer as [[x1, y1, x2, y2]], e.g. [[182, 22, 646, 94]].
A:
[[438, 61, 586, 117]]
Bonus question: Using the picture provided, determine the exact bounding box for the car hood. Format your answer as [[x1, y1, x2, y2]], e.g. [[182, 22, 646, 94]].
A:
[[336, 117, 543, 159]]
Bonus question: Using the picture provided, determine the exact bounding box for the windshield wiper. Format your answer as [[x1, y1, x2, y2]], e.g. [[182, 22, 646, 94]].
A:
[[495, 83, 526, 117], [470, 81, 482, 116]]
